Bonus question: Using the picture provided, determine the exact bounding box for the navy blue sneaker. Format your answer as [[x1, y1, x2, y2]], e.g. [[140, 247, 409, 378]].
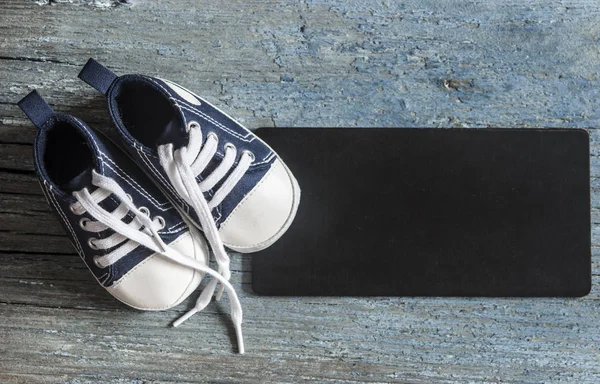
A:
[[18, 91, 244, 353], [78, 58, 300, 302]]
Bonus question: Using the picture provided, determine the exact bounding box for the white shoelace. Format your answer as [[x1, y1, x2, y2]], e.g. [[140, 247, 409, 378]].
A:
[[157, 121, 253, 327], [70, 170, 245, 353]]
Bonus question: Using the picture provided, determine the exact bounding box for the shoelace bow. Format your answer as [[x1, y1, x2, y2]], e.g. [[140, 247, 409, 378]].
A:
[[70, 171, 245, 353]]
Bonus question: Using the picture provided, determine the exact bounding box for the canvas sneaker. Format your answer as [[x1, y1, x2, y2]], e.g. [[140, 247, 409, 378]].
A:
[[77, 58, 300, 300], [18, 91, 244, 353]]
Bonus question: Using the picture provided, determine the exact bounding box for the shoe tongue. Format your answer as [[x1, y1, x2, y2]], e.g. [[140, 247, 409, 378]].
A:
[[61, 166, 94, 192], [156, 117, 189, 148]]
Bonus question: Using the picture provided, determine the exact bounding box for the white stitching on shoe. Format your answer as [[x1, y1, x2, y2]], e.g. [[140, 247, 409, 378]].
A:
[[177, 99, 253, 140], [99, 151, 172, 211], [252, 151, 276, 166], [41, 181, 85, 258], [175, 103, 253, 142], [159, 224, 187, 235], [166, 221, 186, 232]]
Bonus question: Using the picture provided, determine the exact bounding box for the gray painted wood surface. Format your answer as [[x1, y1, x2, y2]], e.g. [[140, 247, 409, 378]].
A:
[[1, 0, 599, 382]]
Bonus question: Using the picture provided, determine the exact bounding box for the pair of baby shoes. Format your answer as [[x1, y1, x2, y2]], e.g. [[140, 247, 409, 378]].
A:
[[18, 59, 301, 354]]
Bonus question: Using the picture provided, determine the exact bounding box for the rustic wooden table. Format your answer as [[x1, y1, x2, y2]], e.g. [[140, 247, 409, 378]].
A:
[[1, 1, 599, 383]]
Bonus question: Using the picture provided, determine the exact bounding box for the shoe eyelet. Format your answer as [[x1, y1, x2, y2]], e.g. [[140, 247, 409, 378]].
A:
[[187, 120, 200, 132], [88, 238, 99, 250], [242, 150, 256, 162], [79, 217, 90, 230], [93, 257, 103, 268], [69, 205, 79, 215], [156, 216, 166, 229], [139, 206, 150, 217], [224, 142, 236, 152], [126, 193, 133, 202], [207, 131, 218, 142]]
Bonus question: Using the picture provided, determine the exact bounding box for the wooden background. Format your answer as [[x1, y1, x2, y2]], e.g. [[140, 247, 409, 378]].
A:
[[1, 0, 600, 382]]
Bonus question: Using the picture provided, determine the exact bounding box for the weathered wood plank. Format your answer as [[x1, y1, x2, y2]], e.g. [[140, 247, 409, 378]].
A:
[[0, 171, 41, 195], [0, 192, 51, 213], [1, 0, 600, 129], [0, 143, 33, 171], [1, 296, 600, 384], [0, 233, 73, 254], [1, 0, 600, 383]]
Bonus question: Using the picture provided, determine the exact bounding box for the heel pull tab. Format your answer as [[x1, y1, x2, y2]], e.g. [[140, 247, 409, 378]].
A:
[[78, 58, 118, 95], [17, 90, 55, 129]]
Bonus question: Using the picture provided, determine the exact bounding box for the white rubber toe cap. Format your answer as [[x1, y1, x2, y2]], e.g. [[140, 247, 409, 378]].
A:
[[219, 159, 300, 253], [106, 226, 208, 311]]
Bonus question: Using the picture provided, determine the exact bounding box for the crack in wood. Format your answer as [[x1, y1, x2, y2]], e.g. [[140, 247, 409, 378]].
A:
[[0, 168, 36, 176], [0, 55, 77, 67], [31, 0, 133, 7], [0, 300, 124, 312]]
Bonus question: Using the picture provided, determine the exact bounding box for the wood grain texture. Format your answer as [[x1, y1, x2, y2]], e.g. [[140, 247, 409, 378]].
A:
[[1, 0, 599, 383]]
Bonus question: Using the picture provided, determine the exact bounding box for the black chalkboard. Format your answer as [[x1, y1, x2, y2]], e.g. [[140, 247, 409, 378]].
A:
[[251, 128, 591, 297]]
